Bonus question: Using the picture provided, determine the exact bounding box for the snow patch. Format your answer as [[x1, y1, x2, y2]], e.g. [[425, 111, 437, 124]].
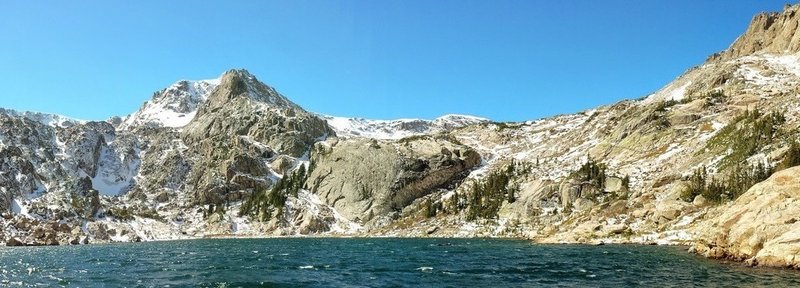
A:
[[322, 114, 488, 140], [120, 78, 219, 129]]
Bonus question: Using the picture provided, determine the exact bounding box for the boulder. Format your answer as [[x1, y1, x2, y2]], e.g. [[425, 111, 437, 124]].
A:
[[603, 223, 629, 235], [426, 226, 439, 235], [668, 113, 700, 125], [31, 226, 45, 239], [5, 237, 24, 246], [56, 223, 71, 233], [44, 233, 58, 245], [87, 222, 110, 241], [269, 155, 295, 176], [604, 176, 624, 193], [692, 195, 708, 207], [653, 200, 685, 224], [572, 198, 595, 212]]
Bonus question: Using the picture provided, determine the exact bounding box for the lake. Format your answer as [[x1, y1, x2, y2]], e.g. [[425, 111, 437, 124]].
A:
[[1, 238, 799, 287]]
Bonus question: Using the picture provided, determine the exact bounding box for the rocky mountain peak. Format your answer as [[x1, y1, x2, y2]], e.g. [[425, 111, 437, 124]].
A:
[[184, 69, 333, 157], [712, 3, 800, 61], [120, 68, 303, 131], [211, 68, 301, 111]]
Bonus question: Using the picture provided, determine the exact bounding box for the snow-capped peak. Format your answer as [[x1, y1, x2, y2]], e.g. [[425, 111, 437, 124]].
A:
[[322, 113, 490, 140], [119, 78, 220, 130]]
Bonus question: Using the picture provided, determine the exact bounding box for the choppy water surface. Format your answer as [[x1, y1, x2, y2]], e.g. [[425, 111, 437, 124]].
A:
[[1, 238, 799, 287]]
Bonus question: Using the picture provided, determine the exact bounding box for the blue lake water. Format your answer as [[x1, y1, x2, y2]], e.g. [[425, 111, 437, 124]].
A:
[[1, 238, 799, 287]]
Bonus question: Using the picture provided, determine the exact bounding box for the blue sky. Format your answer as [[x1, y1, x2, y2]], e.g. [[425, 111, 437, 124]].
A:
[[0, 1, 791, 122]]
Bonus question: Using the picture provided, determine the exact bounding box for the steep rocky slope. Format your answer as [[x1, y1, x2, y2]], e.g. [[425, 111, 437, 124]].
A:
[[2, 3, 800, 269]]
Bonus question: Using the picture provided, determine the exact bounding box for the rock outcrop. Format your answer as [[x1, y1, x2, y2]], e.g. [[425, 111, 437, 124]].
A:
[[691, 167, 800, 268], [716, 4, 800, 61], [307, 136, 481, 224]]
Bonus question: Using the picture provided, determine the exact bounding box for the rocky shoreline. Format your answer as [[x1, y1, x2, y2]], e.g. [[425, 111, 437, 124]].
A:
[[1, 214, 91, 246], [3, 212, 797, 271]]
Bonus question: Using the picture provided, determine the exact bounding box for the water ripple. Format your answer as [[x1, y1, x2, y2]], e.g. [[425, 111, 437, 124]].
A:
[[0, 239, 799, 287]]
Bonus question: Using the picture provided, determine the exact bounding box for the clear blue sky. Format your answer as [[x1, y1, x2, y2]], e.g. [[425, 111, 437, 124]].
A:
[[0, 1, 792, 122]]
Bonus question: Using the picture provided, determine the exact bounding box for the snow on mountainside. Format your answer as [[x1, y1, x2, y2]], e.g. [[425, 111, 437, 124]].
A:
[[323, 114, 489, 139], [0, 108, 84, 128], [644, 54, 800, 104], [119, 78, 220, 129]]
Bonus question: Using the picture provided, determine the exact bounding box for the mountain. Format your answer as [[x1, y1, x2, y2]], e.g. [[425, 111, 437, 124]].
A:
[[2, 4, 800, 268], [322, 114, 489, 140]]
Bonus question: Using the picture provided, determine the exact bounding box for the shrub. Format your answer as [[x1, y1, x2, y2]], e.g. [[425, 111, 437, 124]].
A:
[[422, 198, 441, 218], [654, 100, 679, 112], [703, 90, 726, 108], [106, 207, 135, 221]]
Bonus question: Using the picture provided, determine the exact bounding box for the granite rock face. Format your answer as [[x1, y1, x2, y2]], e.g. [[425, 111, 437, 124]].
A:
[[716, 4, 800, 60], [692, 167, 800, 268], [307, 136, 481, 224]]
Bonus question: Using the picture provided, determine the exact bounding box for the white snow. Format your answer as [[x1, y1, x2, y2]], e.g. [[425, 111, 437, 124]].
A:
[[322, 114, 488, 140], [667, 81, 691, 102], [655, 143, 682, 162], [764, 54, 800, 77], [699, 121, 726, 141], [0, 108, 84, 128], [735, 54, 800, 92], [90, 145, 141, 196], [642, 78, 691, 104], [120, 78, 219, 129], [296, 190, 362, 234], [10, 199, 31, 218]]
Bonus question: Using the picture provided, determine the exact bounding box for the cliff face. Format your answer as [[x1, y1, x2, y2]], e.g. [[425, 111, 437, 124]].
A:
[[715, 4, 800, 61], [306, 136, 480, 225]]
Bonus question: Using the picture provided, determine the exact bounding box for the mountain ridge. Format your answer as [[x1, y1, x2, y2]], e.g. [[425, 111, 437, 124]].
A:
[[2, 3, 800, 269]]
